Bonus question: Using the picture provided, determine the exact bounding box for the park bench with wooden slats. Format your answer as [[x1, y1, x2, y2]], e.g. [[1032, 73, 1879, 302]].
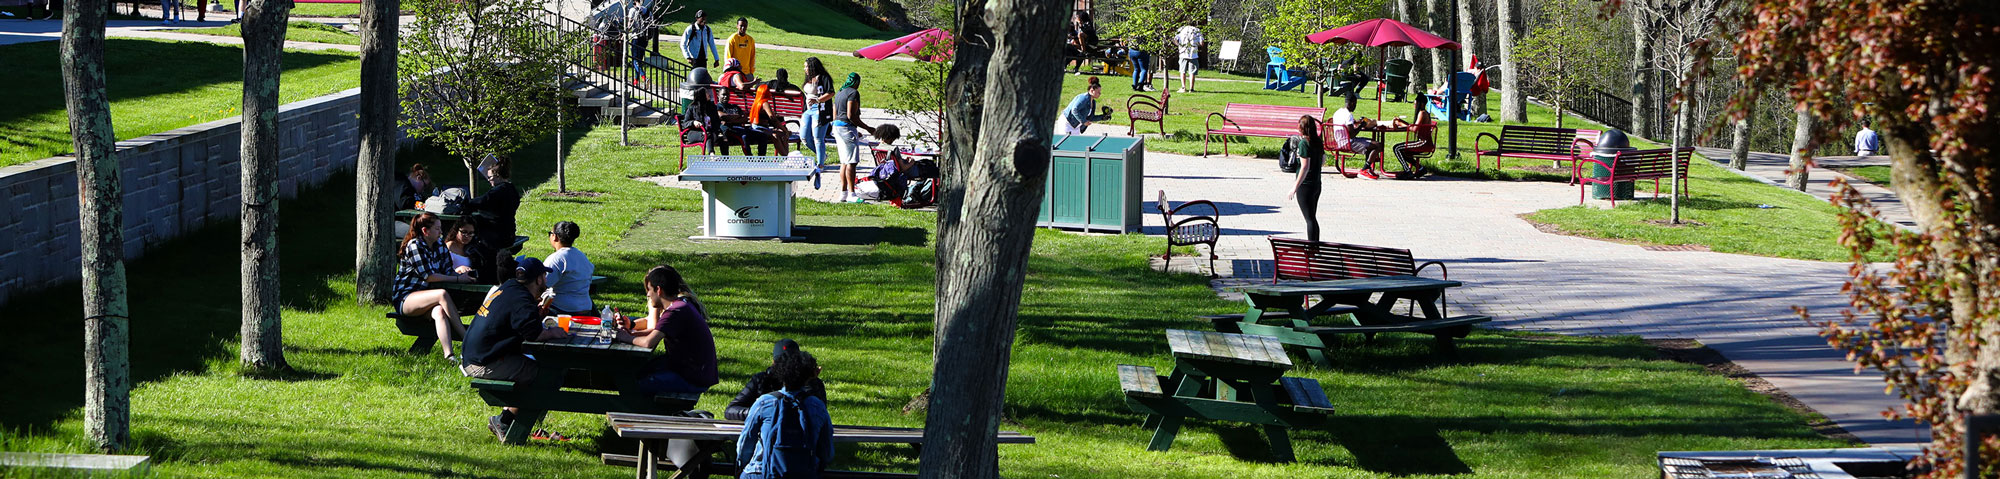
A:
[[1574, 147, 1696, 207], [1125, 90, 1171, 136], [605, 412, 1034, 479], [1156, 190, 1219, 277], [1203, 103, 1324, 157], [1473, 125, 1599, 178], [1270, 236, 1446, 284]]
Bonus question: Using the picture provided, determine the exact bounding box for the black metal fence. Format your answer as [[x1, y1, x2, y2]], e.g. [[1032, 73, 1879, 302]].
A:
[[529, 7, 690, 115]]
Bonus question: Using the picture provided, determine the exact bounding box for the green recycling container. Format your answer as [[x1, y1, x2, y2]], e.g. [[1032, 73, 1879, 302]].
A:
[[1039, 135, 1145, 233], [1589, 160, 1636, 200]]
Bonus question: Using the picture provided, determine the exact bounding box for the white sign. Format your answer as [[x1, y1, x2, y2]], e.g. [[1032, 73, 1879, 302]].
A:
[[1219, 41, 1243, 61]]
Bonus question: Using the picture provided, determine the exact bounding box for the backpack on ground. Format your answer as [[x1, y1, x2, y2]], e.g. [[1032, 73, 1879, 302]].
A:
[[901, 178, 937, 209], [756, 392, 821, 478]]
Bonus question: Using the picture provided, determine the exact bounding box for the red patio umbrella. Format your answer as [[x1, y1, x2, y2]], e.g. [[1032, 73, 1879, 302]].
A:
[[1306, 18, 1460, 50], [854, 28, 955, 62]]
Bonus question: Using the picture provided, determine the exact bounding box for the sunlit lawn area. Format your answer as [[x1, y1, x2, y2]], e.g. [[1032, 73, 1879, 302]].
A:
[[0, 121, 1852, 477], [0, 38, 361, 168], [169, 20, 361, 45]]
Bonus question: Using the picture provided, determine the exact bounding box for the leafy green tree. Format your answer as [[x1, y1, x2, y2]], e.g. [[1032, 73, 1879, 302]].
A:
[[1263, 0, 1378, 99], [398, 0, 577, 190], [1105, 0, 1213, 60], [1511, 0, 1614, 129]]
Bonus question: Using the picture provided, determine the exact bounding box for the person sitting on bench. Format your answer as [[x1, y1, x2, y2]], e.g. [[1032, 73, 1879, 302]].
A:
[[461, 256, 572, 441], [1329, 92, 1386, 179], [725, 339, 829, 421], [687, 72, 785, 156], [735, 347, 834, 479], [392, 212, 478, 360], [542, 221, 595, 315], [619, 265, 720, 395]]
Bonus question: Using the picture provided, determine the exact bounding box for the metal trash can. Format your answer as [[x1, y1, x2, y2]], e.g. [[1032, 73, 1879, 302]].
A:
[[1590, 129, 1637, 200], [1039, 135, 1145, 233]]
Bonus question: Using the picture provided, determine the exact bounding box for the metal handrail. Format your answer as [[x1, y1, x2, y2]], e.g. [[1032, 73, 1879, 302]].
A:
[[531, 7, 691, 113]]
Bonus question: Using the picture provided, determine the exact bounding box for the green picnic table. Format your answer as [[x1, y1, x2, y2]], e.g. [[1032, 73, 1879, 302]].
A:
[[1117, 329, 1335, 462], [1216, 275, 1492, 366], [473, 335, 700, 445]]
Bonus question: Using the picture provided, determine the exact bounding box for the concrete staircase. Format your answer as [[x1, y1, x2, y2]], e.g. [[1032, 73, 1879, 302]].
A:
[[564, 73, 669, 127]]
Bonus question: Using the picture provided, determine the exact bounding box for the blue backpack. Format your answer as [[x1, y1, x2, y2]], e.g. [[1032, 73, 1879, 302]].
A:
[[756, 391, 822, 479]]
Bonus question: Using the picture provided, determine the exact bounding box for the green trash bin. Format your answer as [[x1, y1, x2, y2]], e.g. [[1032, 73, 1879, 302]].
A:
[[1039, 135, 1145, 233], [1589, 129, 1636, 200]]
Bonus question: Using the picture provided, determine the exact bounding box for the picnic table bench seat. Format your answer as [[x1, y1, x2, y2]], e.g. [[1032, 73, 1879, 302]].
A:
[[1212, 237, 1485, 363], [599, 455, 917, 479], [1203, 103, 1324, 157], [1292, 314, 1493, 354], [1574, 147, 1695, 207], [1472, 125, 1600, 180], [472, 377, 700, 415], [1116, 364, 1335, 417]]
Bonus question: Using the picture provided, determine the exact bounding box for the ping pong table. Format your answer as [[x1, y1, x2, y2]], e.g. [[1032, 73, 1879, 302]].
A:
[[676, 155, 817, 240]]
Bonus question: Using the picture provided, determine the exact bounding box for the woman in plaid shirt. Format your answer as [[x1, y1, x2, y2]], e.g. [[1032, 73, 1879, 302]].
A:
[[394, 213, 479, 360]]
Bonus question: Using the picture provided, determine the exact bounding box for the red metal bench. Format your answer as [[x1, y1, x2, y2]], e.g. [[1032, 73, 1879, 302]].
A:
[[1157, 190, 1219, 277], [1269, 236, 1446, 284], [1125, 90, 1171, 136], [1472, 125, 1599, 180], [1203, 103, 1324, 157], [1573, 147, 1694, 207]]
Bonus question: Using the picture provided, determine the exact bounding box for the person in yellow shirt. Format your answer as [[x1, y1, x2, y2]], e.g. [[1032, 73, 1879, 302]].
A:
[[725, 17, 757, 75]]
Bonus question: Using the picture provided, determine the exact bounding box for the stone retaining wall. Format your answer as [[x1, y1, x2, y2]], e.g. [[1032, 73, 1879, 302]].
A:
[[0, 87, 389, 306]]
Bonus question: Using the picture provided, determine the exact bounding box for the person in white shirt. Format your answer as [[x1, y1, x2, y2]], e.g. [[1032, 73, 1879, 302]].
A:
[[1174, 24, 1204, 93], [1328, 93, 1385, 178], [1854, 120, 1882, 157], [542, 221, 596, 315]]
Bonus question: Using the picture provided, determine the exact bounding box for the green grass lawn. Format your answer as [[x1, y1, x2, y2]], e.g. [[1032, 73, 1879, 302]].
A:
[[0, 122, 1852, 477], [169, 20, 361, 45], [0, 38, 361, 168], [1833, 165, 1893, 187], [660, 1, 907, 55]]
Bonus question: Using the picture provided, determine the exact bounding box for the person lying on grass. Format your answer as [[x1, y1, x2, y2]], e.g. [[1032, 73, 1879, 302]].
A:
[[726, 339, 828, 421], [612, 264, 720, 396], [735, 348, 834, 479], [461, 256, 572, 441]]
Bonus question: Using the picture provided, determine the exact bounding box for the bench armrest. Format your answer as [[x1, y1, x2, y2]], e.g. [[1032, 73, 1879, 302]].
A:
[[1126, 94, 1160, 112], [1416, 261, 1449, 317], [1573, 154, 1612, 175], [1571, 138, 1596, 158], [1167, 199, 1220, 219], [1415, 260, 1448, 281], [1206, 112, 1238, 133], [1474, 132, 1500, 153]]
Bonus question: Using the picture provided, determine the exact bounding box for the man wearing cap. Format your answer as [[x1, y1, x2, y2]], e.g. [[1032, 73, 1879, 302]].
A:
[[725, 339, 828, 420], [461, 256, 570, 441], [542, 221, 595, 315], [681, 9, 719, 68]]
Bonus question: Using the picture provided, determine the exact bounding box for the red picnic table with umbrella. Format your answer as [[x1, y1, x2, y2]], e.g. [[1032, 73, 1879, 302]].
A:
[[1308, 18, 1471, 159], [854, 27, 954, 62]]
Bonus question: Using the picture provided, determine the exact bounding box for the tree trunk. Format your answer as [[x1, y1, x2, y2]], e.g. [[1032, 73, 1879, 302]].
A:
[[1396, 0, 1428, 87], [239, 0, 291, 372], [354, 0, 399, 305], [1669, 85, 1689, 224], [1456, 0, 1484, 118], [1729, 114, 1752, 170], [1629, 2, 1653, 139], [1425, 0, 1449, 85], [1495, 0, 1524, 122], [1786, 108, 1813, 191], [65, 0, 132, 453], [918, 0, 1065, 477]]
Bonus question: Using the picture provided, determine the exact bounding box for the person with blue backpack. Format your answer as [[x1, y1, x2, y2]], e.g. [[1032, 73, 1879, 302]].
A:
[[736, 348, 834, 479]]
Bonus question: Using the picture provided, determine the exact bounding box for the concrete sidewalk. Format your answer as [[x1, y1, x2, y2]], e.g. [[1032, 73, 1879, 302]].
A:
[[1692, 147, 1913, 230], [0, 17, 359, 51]]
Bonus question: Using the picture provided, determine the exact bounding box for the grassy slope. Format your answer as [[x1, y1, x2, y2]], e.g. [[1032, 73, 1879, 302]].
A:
[[659, 1, 906, 55], [169, 20, 362, 45], [0, 123, 1850, 478], [0, 38, 361, 167]]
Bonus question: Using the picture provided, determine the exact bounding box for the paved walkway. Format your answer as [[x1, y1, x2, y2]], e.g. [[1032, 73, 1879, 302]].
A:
[[1692, 147, 1914, 230], [0, 17, 360, 51], [1038, 121, 1929, 445]]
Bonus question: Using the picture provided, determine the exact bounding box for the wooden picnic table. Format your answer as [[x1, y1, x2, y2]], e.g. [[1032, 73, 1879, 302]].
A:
[[606, 412, 1035, 479], [395, 208, 463, 223], [1218, 275, 1488, 366], [1119, 329, 1333, 462], [472, 335, 700, 445]]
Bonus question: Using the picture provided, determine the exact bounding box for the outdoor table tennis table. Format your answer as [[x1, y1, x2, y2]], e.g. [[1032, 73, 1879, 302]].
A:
[[676, 155, 816, 240]]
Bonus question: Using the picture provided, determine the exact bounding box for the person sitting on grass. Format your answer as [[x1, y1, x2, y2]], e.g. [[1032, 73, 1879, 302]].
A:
[[1061, 77, 1114, 135], [461, 256, 572, 441], [542, 220, 595, 315], [727, 339, 830, 421], [618, 264, 719, 395], [735, 348, 834, 479], [392, 212, 478, 361]]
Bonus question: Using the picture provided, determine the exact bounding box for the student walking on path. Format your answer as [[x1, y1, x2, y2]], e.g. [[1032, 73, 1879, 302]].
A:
[[726, 17, 756, 75], [681, 9, 718, 68]]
